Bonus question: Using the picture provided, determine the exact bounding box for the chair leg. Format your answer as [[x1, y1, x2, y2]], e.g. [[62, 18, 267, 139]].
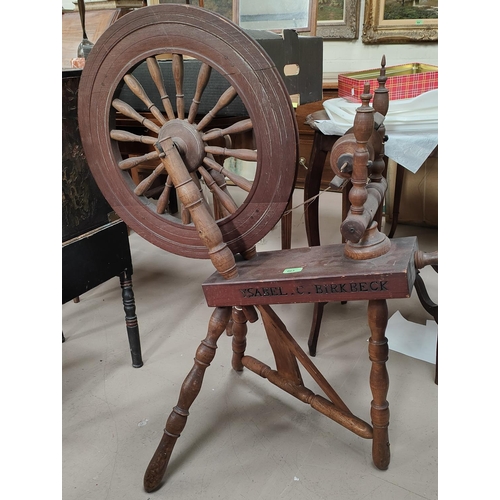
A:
[[144, 306, 232, 493], [119, 269, 143, 368], [388, 163, 405, 238], [414, 272, 438, 323], [308, 302, 326, 356], [413, 270, 438, 384]]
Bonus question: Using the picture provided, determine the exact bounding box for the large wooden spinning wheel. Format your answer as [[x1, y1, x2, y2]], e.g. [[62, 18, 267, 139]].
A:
[[78, 4, 298, 261]]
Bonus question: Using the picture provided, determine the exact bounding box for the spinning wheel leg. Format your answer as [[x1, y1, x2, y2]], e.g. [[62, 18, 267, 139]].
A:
[[143, 306, 232, 493], [231, 306, 248, 371], [368, 299, 390, 470]]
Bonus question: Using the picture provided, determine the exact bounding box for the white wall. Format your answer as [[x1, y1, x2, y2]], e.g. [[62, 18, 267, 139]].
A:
[[322, 2, 438, 76]]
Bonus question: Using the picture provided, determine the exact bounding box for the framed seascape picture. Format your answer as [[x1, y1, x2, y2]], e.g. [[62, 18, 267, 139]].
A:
[[362, 0, 438, 44], [316, 0, 361, 40]]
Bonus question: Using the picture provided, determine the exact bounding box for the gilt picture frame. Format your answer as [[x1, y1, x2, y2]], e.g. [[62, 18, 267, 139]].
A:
[[316, 0, 361, 40], [362, 0, 438, 44]]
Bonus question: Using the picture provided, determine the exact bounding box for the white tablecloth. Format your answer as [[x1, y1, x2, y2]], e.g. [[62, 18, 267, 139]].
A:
[[310, 90, 438, 173]]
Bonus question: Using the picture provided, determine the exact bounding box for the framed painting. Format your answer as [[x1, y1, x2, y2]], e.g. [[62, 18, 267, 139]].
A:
[[316, 0, 361, 40], [362, 0, 438, 44], [232, 0, 318, 36]]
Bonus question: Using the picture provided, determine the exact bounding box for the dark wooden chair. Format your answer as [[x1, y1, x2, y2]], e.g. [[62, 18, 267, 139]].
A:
[[62, 69, 143, 368]]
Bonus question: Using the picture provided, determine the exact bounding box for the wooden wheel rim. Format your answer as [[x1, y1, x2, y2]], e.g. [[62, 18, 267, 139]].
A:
[[78, 4, 298, 259]]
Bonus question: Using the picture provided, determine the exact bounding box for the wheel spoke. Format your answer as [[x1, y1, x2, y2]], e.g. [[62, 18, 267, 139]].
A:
[[202, 119, 253, 141], [146, 56, 176, 120], [198, 166, 238, 215], [134, 163, 165, 196], [118, 151, 160, 170], [172, 53, 184, 120], [206, 166, 235, 218], [191, 171, 212, 215], [203, 156, 253, 192], [110, 129, 157, 145], [112, 99, 160, 134], [124, 73, 167, 125], [181, 203, 191, 224], [204, 146, 257, 162], [156, 175, 173, 214], [187, 63, 212, 124], [196, 86, 238, 131]]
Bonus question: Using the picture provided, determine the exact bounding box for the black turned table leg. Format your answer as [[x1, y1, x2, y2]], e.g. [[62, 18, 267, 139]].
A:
[[119, 269, 143, 368]]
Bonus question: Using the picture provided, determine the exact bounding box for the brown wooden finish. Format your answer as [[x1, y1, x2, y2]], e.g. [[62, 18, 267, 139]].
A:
[[203, 237, 417, 307], [78, 4, 298, 259], [368, 299, 391, 469], [144, 306, 232, 492], [77, 4, 432, 493], [155, 135, 238, 279]]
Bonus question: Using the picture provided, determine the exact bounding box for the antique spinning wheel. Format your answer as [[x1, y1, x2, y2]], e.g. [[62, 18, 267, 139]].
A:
[[78, 4, 298, 262]]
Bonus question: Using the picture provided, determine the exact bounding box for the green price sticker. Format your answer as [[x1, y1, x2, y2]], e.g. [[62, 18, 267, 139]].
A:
[[416, 19, 423, 25], [283, 267, 303, 274]]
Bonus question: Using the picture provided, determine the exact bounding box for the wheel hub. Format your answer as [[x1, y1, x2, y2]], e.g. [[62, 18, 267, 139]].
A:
[[157, 119, 205, 172]]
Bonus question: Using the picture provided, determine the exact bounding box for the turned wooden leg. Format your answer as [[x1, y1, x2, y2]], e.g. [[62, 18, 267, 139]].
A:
[[388, 163, 404, 238], [307, 302, 326, 356], [304, 133, 330, 247], [143, 306, 232, 493], [281, 197, 292, 250], [367, 299, 390, 470], [119, 269, 143, 368], [231, 306, 248, 371]]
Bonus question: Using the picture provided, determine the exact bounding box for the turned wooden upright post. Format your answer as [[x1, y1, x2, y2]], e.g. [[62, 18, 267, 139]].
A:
[[338, 77, 391, 469]]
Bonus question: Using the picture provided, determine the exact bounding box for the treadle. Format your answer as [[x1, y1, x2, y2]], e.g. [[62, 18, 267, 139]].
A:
[[203, 237, 418, 307]]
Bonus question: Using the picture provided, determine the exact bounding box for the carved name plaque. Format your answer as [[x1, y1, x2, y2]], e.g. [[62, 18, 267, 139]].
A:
[[202, 237, 418, 307]]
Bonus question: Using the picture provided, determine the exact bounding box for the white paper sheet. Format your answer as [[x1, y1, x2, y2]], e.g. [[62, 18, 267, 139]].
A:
[[385, 310, 438, 364]]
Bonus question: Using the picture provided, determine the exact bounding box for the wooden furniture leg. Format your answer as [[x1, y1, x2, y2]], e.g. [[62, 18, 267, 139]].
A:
[[119, 269, 143, 368], [304, 131, 338, 247], [368, 299, 390, 470], [307, 302, 326, 356], [281, 197, 293, 250], [388, 163, 405, 238], [304, 131, 347, 357], [144, 306, 232, 493], [231, 306, 248, 371]]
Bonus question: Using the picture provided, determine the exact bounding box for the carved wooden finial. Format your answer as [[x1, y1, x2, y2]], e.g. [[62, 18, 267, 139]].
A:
[[374, 55, 389, 117], [354, 83, 374, 146]]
